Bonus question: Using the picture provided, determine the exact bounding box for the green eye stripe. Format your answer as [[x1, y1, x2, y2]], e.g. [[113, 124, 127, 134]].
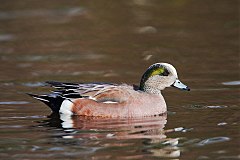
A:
[[150, 67, 166, 77]]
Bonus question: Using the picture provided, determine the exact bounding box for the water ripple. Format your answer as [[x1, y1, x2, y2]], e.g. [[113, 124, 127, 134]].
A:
[[0, 7, 85, 20], [0, 101, 29, 105], [196, 137, 230, 146], [206, 106, 227, 109], [217, 122, 227, 126], [184, 105, 228, 109], [0, 34, 15, 41], [0, 125, 23, 129], [2, 53, 105, 62], [222, 81, 240, 86], [22, 82, 45, 87], [173, 127, 194, 133]]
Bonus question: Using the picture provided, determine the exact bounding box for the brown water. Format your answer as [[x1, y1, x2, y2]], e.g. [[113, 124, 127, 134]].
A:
[[0, 1, 239, 159]]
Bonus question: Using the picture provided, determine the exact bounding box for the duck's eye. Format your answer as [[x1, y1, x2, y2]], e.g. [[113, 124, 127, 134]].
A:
[[161, 69, 169, 76]]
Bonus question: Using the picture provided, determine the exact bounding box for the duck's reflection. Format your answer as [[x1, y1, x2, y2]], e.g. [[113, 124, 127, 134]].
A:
[[42, 113, 180, 158]]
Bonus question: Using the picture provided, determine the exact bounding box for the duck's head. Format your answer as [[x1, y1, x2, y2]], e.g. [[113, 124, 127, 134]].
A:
[[140, 63, 190, 94]]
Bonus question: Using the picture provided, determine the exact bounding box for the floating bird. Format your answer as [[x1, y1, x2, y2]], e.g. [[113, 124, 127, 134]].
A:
[[28, 63, 190, 117]]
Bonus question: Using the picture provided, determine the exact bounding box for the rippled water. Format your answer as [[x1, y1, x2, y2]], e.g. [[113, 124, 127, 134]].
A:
[[0, 1, 239, 159]]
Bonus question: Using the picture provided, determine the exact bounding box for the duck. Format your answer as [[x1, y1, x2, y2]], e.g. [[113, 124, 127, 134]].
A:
[[28, 63, 190, 118]]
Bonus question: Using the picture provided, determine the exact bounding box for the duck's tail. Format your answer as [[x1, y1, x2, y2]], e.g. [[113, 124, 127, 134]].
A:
[[27, 93, 65, 113]]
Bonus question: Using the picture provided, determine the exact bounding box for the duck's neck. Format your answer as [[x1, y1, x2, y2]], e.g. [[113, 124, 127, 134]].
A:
[[139, 76, 163, 95], [141, 86, 162, 95]]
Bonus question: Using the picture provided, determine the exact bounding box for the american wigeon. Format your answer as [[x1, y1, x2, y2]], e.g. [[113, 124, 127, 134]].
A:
[[29, 63, 190, 117]]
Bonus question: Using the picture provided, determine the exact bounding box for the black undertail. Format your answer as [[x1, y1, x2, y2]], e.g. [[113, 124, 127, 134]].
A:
[[28, 81, 83, 112]]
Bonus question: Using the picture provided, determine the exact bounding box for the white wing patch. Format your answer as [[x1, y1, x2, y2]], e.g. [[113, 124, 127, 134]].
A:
[[88, 96, 97, 101], [102, 101, 119, 104]]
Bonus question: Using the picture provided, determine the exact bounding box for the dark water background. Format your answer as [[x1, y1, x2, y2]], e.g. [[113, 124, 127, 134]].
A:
[[0, 1, 239, 159]]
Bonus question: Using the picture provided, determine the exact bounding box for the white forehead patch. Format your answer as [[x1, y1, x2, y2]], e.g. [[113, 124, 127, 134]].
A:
[[151, 63, 178, 78]]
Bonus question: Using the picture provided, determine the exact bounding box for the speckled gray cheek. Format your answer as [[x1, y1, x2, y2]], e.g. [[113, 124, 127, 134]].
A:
[[142, 76, 163, 95]]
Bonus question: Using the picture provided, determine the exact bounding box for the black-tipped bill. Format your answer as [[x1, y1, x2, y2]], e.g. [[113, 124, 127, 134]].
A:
[[172, 79, 190, 91]]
